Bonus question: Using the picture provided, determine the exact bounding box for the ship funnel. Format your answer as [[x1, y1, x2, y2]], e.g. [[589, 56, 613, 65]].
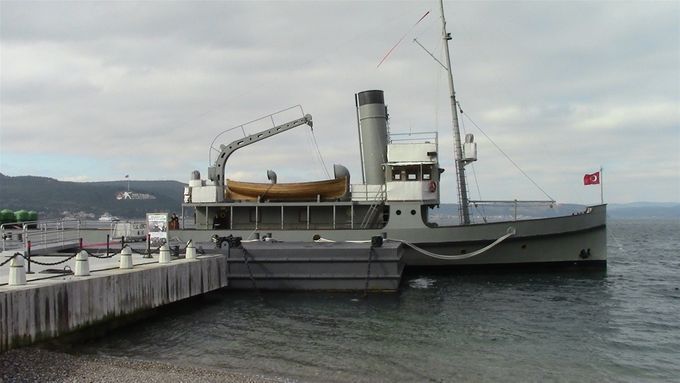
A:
[[357, 90, 388, 185]]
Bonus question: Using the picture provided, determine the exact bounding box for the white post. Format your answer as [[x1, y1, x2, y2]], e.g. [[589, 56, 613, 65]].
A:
[[119, 246, 133, 269], [75, 250, 90, 276], [8, 253, 27, 286], [185, 240, 197, 260], [159, 244, 171, 264], [600, 166, 604, 205]]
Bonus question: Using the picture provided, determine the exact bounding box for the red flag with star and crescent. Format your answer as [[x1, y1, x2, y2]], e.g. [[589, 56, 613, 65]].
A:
[[583, 172, 600, 185]]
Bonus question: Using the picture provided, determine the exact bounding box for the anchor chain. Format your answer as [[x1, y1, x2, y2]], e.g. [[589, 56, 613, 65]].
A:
[[363, 247, 375, 297], [0, 252, 22, 267], [21, 253, 77, 267], [241, 247, 260, 295]]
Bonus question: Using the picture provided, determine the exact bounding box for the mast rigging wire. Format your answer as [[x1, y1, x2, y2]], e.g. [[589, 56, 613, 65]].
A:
[[309, 128, 331, 179], [457, 104, 555, 202], [377, 10, 431, 68]]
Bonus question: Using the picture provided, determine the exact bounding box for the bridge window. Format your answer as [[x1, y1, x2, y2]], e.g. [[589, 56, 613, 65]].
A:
[[404, 165, 420, 181], [392, 165, 429, 181], [390, 165, 433, 182]]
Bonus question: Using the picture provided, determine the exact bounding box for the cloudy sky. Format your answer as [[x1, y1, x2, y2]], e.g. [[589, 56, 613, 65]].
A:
[[1, 0, 678, 205]]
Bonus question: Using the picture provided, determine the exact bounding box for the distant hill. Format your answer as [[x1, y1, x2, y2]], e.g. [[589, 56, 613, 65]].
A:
[[0, 173, 185, 219], [1, 173, 677, 221], [607, 203, 680, 219]]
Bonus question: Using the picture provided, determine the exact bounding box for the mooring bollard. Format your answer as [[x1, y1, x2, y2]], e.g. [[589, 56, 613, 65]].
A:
[[26, 241, 33, 274], [143, 234, 152, 259], [9, 253, 27, 286], [185, 240, 197, 260], [159, 244, 171, 264], [119, 246, 133, 269], [75, 250, 90, 276]]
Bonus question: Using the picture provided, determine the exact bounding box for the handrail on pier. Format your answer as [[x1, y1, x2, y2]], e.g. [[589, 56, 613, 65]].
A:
[[1, 219, 81, 253]]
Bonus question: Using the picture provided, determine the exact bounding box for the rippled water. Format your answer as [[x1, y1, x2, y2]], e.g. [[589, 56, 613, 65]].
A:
[[71, 218, 680, 382]]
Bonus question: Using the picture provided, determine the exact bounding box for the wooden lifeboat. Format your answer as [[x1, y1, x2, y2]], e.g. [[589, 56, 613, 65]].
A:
[[226, 176, 348, 201]]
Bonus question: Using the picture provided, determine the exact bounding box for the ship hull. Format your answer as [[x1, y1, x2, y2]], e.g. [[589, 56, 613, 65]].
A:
[[76, 205, 606, 268], [182, 204, 606, 268]]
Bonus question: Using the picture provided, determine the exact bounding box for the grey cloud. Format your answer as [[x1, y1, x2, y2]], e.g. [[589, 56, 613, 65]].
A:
[[1, 0, 677, 203]]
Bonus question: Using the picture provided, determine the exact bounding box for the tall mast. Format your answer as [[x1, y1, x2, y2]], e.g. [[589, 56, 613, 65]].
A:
[[439, 0, 471, 225]]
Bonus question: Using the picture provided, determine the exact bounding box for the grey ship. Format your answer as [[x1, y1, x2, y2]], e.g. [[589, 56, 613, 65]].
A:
[[177, 1, 606, 269]]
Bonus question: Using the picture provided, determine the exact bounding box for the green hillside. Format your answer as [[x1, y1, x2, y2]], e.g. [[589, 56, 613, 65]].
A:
[[0, 173, 185, 219]]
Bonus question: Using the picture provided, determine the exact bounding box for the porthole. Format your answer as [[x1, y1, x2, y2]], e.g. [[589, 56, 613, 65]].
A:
[[396, 210, 402, 215], [410, 210, 416, 215]]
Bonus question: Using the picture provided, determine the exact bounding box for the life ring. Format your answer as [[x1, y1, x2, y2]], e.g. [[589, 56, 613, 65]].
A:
[[428, 180, 437, 193]]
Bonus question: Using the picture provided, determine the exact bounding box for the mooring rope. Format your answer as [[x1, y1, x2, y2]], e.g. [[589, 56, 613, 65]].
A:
[[386, 227, 516, 261], [313, 227, 515, 261], [314, 238, 371, 244]]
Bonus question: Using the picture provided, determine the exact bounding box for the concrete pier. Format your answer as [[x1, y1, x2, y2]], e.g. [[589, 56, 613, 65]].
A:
[[1, 240, 404, 352], [0, 253, 228, 352]]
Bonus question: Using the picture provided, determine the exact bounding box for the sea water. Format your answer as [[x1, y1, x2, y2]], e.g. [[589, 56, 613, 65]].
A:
[[71, 218, 680, 382]]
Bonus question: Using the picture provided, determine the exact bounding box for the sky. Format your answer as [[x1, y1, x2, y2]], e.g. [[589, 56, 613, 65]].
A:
[[1, 0, 678, 205]]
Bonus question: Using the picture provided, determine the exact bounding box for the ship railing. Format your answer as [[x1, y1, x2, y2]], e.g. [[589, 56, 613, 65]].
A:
[[389, 131, 438, 145], [1, 219, 81, 253], [187, 201, 391, 231], [469, 200, 556, 221], [208, 105, 306, 165], [350, 184, 386, 202]]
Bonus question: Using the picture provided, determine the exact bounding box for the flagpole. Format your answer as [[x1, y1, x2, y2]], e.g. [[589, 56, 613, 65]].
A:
[[600, 166, 604, 204]]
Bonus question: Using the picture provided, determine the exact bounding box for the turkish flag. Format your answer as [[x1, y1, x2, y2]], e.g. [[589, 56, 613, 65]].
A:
[[583, 172, 600, 185]]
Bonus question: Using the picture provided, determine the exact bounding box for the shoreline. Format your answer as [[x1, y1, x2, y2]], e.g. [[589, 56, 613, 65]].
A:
[[0, 347, 292, 383]]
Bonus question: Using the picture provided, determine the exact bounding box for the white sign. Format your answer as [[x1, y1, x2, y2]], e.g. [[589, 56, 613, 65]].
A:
[[146, 213, 169, 247]]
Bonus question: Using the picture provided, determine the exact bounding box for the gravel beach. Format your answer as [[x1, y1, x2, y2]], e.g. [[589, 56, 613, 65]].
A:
[[0, 348, 292, 383]]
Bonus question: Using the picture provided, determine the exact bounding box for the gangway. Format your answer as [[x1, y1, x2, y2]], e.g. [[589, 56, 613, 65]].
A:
[[1, 219, 81, 256]]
